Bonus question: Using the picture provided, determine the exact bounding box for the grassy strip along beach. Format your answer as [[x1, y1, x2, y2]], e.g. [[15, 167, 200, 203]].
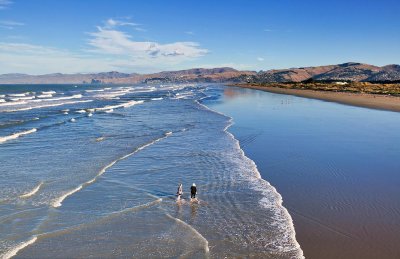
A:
[[231, 82, 400, 112]]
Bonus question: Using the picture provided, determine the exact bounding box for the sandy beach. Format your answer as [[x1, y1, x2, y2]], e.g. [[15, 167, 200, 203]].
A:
[[232, 84, 400, 113]]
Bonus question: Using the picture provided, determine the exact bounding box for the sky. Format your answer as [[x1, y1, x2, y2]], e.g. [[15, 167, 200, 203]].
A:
[[0, 0, 399, 74]]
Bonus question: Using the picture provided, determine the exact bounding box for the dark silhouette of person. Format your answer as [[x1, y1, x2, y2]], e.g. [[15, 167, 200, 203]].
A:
[[190, 183, 197, 199]]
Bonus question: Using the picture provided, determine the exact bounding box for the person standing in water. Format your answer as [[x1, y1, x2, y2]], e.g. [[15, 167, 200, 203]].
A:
[[176, 183, 183, 200], [190, 183, 197, 199]]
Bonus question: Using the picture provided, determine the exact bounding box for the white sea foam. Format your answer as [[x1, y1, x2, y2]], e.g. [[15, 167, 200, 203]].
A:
[[51, 132, 172, 208], [87, 113, 93, 117], [0, 128, 37, 144], [0, 100, 28, 107], [104, 109, 113, 113], [41, 91, 56, 95], [0, 236, 37, 259], [3, 100, 93, 112], [38, 94, 82, 102], [93, 90, 130, 99], [95, 100, 144, 111], [51, 185, 82, 207], [20, 182, 43, 198], [85, 89, 104, 92], [7, 93, 27, 97], [10, 96, 35, 101], [0, 99, 5, 103], [75, 109, 86, 113], [151, 97, 163, 101], [70, 118, 76, 122], [36, 94, 53, 98]]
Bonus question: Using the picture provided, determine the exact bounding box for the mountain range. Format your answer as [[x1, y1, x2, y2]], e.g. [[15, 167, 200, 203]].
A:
[[0, 62, 399, 84]]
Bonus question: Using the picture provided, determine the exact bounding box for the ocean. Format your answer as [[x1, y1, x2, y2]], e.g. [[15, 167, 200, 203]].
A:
[[0, 84, 303, 258]]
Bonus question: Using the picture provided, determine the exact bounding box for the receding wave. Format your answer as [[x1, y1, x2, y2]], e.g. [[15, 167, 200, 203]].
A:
[[51, 131, 172, 208], [165, 213, 210, 255], [0, 236, 37, 259], [19, 182, 43, 198], [0, 128, 37, 144]]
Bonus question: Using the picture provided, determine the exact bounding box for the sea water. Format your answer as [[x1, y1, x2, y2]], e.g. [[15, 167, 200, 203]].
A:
[[0, 84, 303, 258]]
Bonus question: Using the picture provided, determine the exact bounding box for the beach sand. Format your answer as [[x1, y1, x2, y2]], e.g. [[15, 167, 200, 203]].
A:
[[232, 84, 400, 113]]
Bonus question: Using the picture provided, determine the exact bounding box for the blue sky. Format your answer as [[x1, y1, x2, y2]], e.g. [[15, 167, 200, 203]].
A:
[[0, 0, 399, 74]]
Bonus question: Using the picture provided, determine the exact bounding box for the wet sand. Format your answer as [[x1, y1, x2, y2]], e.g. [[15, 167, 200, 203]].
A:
[[232, 84, 400, 112]]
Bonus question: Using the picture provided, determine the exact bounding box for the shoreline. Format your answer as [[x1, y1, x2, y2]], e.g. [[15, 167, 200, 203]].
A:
[[229, 84, 400, 113]]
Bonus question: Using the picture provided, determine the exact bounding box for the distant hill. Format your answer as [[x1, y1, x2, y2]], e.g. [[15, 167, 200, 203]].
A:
[[1, 63, 399, 84], [0, 68, 255, 84], [249, 62, 400, 83]]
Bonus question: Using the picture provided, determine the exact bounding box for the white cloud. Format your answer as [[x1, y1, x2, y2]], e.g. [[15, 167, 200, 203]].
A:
[[0, 20, 24, 29], [0, 18, 209, 74], [257, 57, 264, 61], [0, 0, 12, 10], [104, 18, 145, 32], [185, 31, 195, 35], [87, 25, 208, 64]]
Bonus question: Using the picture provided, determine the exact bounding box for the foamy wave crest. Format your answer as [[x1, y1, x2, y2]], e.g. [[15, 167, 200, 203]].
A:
[[36, 94, 53, 98], [0, 99, 5, 103], [94, 90, 130, 99], [0, 100, 28, 107], [19, 182, 43, 198], [95, 100, 144, 111], [51, 185, 83, 207], [3, 100, 93, 112], [10, 96, 35, 101], [85, 89, 104, 92], [41, 91, 56, 95], [0, 128, 37, 144], [151, 97, 163, 101], [34, 94, 82, 102], [0, 236, 37, 259], [7, 93, 28, 97], [51, 132, 172, 208]]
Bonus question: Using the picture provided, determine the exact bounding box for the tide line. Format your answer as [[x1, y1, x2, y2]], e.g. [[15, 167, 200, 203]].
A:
[[51, 131, 172, 208]]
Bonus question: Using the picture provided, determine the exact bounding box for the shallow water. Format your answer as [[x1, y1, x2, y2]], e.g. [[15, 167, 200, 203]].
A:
[[206, 87, 400, 259], [0, 84, 302, 258]]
